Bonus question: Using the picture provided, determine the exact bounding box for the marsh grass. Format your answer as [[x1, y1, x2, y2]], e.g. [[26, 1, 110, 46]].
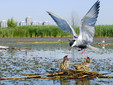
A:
[[0, 25, 112, 38], [95, 25, 113, 37]]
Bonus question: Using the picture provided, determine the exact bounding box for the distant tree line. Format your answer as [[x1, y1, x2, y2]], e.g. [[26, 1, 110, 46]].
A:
[[7, 18, 18, 28]]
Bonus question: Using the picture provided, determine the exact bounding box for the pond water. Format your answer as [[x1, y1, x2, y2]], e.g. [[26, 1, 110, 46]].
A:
[[0, 38, 113, 85]]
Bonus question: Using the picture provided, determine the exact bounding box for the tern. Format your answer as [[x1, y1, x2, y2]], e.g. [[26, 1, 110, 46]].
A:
[[47, 0, 100, 54], [74, 57, 91, 72], [60, 55, 69, 70]]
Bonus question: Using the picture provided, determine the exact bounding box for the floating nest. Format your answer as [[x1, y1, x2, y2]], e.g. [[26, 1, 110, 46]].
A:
[[0, 47, 31, 50], [0, 69, 112, 80], [96, 43, 113, 45]]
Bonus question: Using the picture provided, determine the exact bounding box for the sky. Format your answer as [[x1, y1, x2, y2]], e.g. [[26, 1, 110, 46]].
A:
[[0, 0, 113, 25]]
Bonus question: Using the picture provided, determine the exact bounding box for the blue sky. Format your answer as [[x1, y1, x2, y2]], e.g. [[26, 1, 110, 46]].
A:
[[0, 0, 113, 25]]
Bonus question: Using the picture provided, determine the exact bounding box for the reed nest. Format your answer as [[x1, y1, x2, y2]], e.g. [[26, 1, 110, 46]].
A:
[[0, 69, 113, 80]]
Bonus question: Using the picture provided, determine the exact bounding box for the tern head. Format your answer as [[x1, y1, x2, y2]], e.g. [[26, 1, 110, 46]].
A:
[[86, 57, 91, 63], [69, 40, 75, 51]]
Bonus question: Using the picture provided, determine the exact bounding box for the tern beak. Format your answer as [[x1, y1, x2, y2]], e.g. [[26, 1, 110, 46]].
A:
[[69, 46, 72, 51]]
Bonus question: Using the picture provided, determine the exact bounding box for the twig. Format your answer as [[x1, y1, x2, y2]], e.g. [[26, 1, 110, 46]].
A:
[[96, 77, 105, 85], [98, 76, 113, 78], [21, 73, 40, 75], [0, 72, 64, 80]]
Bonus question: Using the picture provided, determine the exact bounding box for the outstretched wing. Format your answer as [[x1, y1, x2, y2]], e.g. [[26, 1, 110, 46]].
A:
[[78, 0, 100, 44], [47, 11, 78, 39]]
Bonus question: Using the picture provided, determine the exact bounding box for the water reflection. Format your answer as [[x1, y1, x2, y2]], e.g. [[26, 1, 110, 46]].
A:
[[60, 80, 70, 85], [60, 79, 90, 85], [76, 79, 90, 85]]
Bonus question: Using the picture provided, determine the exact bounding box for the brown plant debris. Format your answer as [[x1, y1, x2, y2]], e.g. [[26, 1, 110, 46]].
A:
[[0, 70, 113, 80]]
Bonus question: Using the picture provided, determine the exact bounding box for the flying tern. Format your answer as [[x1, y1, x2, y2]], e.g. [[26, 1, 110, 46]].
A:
[[47, 0, 100, 54]]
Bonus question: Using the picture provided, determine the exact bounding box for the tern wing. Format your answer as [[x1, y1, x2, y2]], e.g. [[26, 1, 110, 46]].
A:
[[78, 0, 100, 44], [47, 11, 78, 39]]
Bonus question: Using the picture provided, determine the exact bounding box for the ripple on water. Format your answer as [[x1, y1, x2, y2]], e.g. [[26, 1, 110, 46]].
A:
[[0, 38, 113, 85]]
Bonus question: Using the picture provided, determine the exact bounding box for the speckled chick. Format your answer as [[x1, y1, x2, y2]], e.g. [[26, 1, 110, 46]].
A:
[[60, 55, 69, 70], [74, 57, 91, 72]]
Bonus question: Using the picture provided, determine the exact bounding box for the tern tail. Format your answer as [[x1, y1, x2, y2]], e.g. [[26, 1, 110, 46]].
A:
[[87, 45, 99, 52]]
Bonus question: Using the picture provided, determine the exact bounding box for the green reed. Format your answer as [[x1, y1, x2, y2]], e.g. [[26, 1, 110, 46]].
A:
[[0, 25, 72, 38], [0, 25, 112, 38], [95, 25, 113, 37]]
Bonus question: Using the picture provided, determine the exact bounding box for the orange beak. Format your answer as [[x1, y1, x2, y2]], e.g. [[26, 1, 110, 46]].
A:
[[69, 46, 72, 51]]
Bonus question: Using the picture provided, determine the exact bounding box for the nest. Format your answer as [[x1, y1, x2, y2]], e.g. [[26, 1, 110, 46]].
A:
[[0, 69, 112, 80]]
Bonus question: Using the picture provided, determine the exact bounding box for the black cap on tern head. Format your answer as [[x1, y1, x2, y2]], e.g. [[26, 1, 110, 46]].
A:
[[69, 40, 75, 47]]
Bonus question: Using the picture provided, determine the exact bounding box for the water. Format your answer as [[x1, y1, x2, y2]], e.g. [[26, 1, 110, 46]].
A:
[[0, 38, 113, 85]]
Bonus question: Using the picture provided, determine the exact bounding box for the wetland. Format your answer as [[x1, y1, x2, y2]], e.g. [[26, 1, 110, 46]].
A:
[[0, 38, 113, 85]]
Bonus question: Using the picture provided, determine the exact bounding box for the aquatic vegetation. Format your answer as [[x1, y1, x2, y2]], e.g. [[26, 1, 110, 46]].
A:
[[95, 25, 113, 37], [0, 25, 112, 38], [0, 25, 72, 38]]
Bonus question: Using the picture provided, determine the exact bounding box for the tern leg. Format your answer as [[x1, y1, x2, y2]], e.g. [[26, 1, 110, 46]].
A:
[[81, 49, 86, 54]]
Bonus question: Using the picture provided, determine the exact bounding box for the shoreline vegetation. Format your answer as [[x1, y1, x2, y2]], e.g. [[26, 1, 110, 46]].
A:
[[0, 25, 113, 38]]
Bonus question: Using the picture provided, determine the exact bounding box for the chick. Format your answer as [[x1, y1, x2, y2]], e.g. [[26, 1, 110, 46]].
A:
[[60, 55, 69, 70], [74, 57, 91, 72]]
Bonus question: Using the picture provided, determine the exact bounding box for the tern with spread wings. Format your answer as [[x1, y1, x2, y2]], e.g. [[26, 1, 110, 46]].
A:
[[47, 0, 100, 54]]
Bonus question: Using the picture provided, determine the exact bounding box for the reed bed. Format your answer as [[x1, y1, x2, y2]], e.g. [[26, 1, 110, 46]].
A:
[[95, 25, 113, 37], [0, 25, 112, 38]]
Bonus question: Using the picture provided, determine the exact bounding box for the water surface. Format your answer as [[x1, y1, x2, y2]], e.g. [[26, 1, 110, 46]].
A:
[[0, 38, 113, 85]]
